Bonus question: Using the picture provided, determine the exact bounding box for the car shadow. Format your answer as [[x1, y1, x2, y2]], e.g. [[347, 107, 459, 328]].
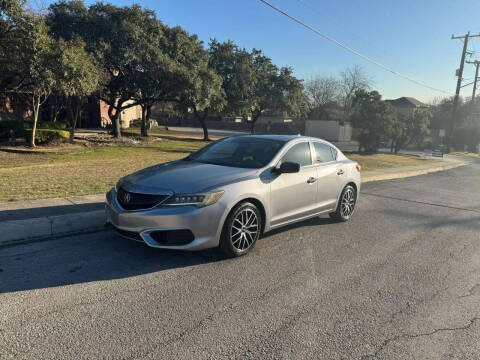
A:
[[1, 214, 340, 294], [261, 216, 339, 238], [0, 230, 226, 294]]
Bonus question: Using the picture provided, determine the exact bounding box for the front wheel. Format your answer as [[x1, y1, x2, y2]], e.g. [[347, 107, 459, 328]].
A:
[[329, 185, 357, 222], [219, 202, 261, 257]]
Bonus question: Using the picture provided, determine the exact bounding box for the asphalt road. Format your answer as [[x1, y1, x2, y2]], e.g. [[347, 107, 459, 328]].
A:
[[1, 156, 479, 359]]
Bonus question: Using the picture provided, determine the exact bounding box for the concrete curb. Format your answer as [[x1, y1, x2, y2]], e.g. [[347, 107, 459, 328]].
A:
[[1, 209, 105, 247], [0, 160, 468, 247], [362, 161, 466, 183]]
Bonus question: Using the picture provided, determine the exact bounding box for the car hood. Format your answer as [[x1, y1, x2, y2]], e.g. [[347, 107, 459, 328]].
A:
[[119, 160, 258, 194]]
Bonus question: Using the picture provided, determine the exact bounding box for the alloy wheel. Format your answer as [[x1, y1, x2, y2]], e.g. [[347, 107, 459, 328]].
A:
[[340, 187, 356, 218], [230, 208, 259, 251]]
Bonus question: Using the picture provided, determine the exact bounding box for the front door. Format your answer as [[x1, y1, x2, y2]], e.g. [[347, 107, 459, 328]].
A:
[[312, 142, 344, 210], [270, 141, 318, 227]]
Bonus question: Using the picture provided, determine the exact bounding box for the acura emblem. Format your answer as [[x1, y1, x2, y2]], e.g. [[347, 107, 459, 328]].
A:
[[123, 192, 131, 204]]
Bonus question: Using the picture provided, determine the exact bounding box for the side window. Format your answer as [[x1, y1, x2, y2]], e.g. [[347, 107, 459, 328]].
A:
[[331, 147, 338, 160], [314, 142, 335, 163], [280, 142, 312, 167]]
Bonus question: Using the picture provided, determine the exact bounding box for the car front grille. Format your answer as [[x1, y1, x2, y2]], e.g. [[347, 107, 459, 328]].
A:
[[117, 187, 170, 211]]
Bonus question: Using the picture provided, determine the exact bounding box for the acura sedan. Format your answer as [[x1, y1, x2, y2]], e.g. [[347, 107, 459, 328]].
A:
[[105, 135, 361, 257]]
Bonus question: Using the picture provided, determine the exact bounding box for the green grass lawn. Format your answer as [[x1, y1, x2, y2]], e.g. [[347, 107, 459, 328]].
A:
[[347, 153, 438, 171], [0, 137, 208, 202], [0, 135, 437, 202], [451, 152, 480, 158]]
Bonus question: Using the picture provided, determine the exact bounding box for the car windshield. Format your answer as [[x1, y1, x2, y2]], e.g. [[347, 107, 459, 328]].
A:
[[185, 137, 287, 169]]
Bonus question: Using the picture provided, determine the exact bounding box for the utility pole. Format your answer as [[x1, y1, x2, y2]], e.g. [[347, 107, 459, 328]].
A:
[[448, 32, 480, 152], [466, 60, 480, 103]]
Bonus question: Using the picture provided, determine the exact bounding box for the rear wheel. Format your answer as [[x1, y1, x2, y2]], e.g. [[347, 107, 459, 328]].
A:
[[219, 202, 261, 257], [329, 185, 357, 222]]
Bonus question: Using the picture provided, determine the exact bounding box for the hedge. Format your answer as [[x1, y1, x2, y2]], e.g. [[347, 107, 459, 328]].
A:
[[24, 128, 70, 144], [0, 120, 27, 140], [38, 121, 68, 130]]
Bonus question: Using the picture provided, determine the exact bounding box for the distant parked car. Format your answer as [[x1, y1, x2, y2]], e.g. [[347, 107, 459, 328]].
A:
[[106, 135, 361, 257]]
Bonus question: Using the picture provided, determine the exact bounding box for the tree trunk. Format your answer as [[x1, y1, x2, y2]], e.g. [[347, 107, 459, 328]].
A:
[[140, 105, 148, 137], [200, 115, 208, 141], [146, 105, 152, 132], [30, 95, 40, 148], [108, 103, 121, 138], [250, 111, 261, 134], [194, 108, 209, 140], [68, 96, 81, 142]]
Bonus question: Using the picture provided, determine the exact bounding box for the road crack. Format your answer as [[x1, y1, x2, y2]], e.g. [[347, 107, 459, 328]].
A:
[[360, 317, 479, 359], [459, 283, 480, 298], [362, 192, 480, 213]]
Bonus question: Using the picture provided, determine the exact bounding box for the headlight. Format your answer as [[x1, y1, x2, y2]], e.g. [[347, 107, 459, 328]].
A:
[[166, 190, 224, 207]]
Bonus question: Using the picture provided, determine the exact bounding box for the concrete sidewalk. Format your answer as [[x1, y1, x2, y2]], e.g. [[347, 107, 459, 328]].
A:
[[0, 158, 466, 246]]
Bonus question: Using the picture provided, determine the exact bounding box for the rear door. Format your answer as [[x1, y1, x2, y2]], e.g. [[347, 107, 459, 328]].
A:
[[270, 141, 318, 226], [312, 142, 344, 210]]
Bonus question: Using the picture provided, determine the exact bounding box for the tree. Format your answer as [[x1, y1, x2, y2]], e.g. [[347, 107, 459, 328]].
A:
[[181, 67, 226, 140], [389, 115, 407, 153], [339, 65, 372, 122], [127, 8, 170, 137], [410, 107, 432, 149], [246, 51, 306, 133], [4, 10, 60, 147], [55, 38, 99, 141], [28, 20, 58, 147], [208, 39, 255, 118], [304, 75, 339, 119], [48, 2, 145, 138], [246, 50, 277, 133], [89, 3, 146, 138], [268, 66, 307, 126], [0, 0, 34, 113], [0, 0, 26, 88], [350, 90, 397, 152]]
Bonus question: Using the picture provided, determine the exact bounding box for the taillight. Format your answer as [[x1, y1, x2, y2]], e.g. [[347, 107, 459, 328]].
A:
[[355, 164, 361, 172]]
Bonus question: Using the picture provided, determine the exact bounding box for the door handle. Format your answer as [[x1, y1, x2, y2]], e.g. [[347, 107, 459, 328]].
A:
[[337, 169, 344, 175], [307, 177, 317, 184]]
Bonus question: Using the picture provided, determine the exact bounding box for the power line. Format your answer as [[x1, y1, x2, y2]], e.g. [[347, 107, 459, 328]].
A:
[[295, 0, 379, 53], [259, 0, 453, 95]]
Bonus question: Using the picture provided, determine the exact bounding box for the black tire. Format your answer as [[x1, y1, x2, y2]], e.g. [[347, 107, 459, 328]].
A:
[[329, 185, 357, 222], [219, 201, 262, 257]]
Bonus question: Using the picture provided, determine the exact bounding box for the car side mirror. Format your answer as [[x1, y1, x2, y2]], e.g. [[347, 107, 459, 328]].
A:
[[275, 161, 300, 174]]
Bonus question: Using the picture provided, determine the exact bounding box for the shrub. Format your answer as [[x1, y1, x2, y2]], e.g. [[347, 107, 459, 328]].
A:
[[24, 129, 70, 145], [0, 120, 27, 140], [38, 121, 68, 130], [130, 118, 142, 128]]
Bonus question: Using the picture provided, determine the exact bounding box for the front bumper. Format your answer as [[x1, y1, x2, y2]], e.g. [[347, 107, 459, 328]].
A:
[[105, 189, 226, 250]]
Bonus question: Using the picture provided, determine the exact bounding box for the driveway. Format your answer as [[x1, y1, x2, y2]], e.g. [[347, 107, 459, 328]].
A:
[[1, 157, 479, 359]]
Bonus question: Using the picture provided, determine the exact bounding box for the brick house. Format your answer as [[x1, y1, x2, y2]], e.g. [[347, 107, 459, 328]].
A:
[[0, 94, 141, 129], [80, 97, 141, 128], [0, 94, 31, 121]]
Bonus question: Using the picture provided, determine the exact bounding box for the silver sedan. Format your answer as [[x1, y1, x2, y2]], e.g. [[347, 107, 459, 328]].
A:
[[105, 135, 361, 256]]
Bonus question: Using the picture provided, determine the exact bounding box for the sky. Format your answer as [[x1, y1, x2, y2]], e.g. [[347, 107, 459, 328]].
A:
[[45, 0, 480, 103]]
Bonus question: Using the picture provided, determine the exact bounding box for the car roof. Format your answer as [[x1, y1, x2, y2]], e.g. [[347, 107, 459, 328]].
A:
[[238, 134, 330, 144]]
